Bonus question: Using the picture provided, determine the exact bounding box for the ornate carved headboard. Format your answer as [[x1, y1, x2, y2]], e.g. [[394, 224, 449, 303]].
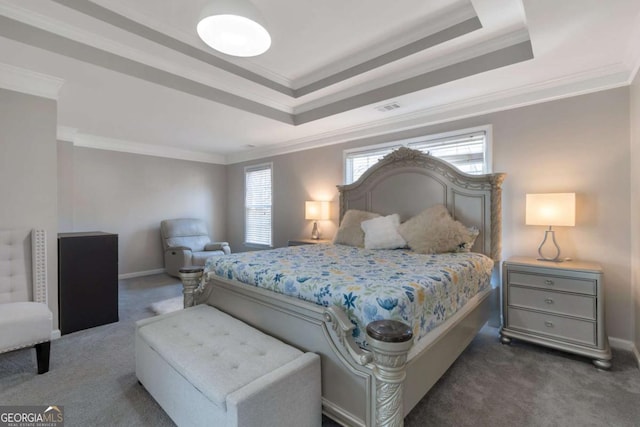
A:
[[337, 147, 506, 261]]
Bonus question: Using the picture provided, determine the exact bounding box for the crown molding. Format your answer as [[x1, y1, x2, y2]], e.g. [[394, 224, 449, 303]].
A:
[[63, 130, 225, 164], [294, 27, 531, 114], [57, 126, 78, 142], [291, 1, 479, 90], [225, 62, 630, 164], [53, 60, 632, 167], [0, 62, 64, 100], [624, 10, 640, 84]]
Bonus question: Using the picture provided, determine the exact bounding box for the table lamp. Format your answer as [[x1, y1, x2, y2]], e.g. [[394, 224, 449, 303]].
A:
[[305, 201, 330, 240], [525, 193, 575, 262]]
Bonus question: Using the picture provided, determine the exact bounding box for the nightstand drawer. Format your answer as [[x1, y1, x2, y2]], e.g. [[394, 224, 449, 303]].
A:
[[508, 271, 596, 295], [507, 307, 596, 346], [508, 286, 596, 320]]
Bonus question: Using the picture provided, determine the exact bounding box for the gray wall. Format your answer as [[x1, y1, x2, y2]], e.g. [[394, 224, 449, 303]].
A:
[[631, 72, 640, 357], [227, 151, 342, 251], [58, 146, 227, 275], [227, 87, 633, 343], [0, 88, 59, 328]]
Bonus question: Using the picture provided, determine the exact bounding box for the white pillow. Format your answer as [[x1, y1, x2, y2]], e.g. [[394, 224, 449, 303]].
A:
[[361, 214, 407, 250]]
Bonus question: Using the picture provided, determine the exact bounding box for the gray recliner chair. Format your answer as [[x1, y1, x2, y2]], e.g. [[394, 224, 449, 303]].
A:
[[161, 219, 231, 278]]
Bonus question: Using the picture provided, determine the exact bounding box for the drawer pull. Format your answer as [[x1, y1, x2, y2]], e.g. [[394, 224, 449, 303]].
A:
[[544, 279, 554, 286], [544, 321, 554, 328], [544, 298, 554, 304]]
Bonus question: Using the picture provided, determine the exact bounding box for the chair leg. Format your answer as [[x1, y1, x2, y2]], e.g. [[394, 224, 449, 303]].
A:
[[35, 341, 50, 374]]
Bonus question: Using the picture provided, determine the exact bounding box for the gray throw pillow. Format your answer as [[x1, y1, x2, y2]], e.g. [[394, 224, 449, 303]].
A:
[[333, 209, 381, 247]]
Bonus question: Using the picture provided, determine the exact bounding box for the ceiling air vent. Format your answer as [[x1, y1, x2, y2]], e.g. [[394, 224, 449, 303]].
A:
[[376, 102, 401, 112]]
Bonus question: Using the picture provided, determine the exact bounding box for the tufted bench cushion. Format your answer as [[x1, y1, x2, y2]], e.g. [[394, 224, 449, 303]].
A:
[[135, 304, 321, 427]]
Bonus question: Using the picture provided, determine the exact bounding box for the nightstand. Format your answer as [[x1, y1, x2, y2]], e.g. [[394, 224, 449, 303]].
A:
[[500, 256, 612, 369], [287, 238, 331, 246]]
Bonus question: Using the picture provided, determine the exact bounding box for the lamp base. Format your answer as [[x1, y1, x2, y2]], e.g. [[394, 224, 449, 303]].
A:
[[537, 228, 562, 262], [311, 221, 320, 240], [536, 258, 565, 263]]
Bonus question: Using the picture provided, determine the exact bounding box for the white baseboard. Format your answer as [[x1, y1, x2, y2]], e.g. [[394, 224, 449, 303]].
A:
[[51, 329, 61, 340], [608, 336, 634, 351], [119, 268, 166, 280]]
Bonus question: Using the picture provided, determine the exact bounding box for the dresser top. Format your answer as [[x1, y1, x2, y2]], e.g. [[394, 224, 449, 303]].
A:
[[58, 231, 117, 238], [505, 256, 602, 273]]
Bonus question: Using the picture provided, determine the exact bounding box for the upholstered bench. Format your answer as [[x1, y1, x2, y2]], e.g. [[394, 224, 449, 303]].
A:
[[135, 304, 321, 427]]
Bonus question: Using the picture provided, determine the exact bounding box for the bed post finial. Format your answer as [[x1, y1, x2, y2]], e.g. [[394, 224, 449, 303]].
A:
[[366, 320, 413, 427], [179, 266, 205, 308]]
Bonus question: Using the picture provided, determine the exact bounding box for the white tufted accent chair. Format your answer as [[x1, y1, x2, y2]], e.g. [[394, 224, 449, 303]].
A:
[[0, 229, 53, 374]]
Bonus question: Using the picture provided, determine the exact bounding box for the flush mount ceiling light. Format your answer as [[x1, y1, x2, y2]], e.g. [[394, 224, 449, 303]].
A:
[[197, 0, 271, 57]]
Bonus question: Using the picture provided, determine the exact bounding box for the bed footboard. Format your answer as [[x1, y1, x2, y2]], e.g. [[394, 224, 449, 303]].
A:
[[179, 268, 417, 427]]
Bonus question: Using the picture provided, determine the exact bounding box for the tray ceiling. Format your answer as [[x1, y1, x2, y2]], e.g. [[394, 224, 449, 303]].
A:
[[0, 0, 638, 164]]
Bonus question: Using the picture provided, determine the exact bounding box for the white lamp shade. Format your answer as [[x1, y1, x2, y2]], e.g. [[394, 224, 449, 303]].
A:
[[526, 193, 576, 226], [197, 0, 271, 57], [305, 201, 330, 221]]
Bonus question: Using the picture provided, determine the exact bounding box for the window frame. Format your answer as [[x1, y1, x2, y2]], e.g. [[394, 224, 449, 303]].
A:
[[343, 125, 493, 184], [244, 162, 273, 248]]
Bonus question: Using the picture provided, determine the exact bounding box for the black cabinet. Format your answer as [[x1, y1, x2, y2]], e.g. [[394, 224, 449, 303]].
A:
[[58, 232, 119, 334]]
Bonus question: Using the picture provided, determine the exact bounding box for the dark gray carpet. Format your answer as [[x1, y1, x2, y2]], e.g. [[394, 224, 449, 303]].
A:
[[1, 274, 639, 427]]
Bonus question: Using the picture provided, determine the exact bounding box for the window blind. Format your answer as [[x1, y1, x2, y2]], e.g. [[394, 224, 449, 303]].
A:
[[408, 132, 486, 175], [344, 130, 488, 183], [245, 164, 272, 246], [345, 145, 400, 184]]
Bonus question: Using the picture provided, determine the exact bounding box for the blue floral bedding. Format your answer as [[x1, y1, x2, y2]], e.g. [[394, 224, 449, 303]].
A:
[[205, 244, 493, 347]]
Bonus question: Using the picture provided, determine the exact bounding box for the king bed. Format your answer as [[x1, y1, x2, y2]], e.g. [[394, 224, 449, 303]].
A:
[[180, 147, 505, 426]]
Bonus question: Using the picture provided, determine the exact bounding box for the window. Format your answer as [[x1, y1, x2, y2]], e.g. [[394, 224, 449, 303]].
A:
[[344, 127, 491, 184], [344, 145, 401, 184], [245, 163, 272, 247]]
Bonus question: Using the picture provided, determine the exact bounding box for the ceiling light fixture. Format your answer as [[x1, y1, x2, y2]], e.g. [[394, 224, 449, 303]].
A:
[[197, 0, 271, 57]]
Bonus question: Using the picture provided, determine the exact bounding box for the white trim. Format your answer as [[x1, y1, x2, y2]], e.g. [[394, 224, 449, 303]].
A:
[[293, 28, 531, 114], [291, 2, 479, 90], [608, 336, 635, 351], [623, 9, 640, 85], [118, 268, 166, 280], [57, 126, 78, 143], [73, 133, 225, 164], [0, 62, 64, 100], [51, 330, 61, 340]]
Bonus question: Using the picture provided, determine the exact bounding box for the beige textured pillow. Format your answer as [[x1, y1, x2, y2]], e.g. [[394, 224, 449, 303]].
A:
[[398, 205, 475, 254], [333, 209, 381, 247]]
